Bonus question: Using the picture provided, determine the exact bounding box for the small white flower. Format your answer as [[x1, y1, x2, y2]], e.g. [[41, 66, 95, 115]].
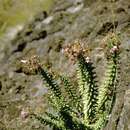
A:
[[85, 57, 90, 63], [21, 60, 28, 63]]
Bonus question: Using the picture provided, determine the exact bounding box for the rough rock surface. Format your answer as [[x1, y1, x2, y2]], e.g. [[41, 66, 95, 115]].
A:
[[0, 0, 130, 130]]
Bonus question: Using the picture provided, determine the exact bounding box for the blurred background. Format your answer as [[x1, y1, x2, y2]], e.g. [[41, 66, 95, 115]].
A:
[[0, 0, 54, 36]]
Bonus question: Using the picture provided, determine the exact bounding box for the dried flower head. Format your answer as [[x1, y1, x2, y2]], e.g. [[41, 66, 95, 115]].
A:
[[21, 55, 42, 74], [62, 40, 90, 62], [101, 33, 121, 48], [101, 33, 121, 58]]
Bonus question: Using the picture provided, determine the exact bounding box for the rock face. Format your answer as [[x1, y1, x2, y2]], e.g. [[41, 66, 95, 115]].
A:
[[0, 0, 130, 130]]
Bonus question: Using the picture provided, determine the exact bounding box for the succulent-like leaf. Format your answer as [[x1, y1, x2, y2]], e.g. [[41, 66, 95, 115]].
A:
[[77, 55, 98, 124]]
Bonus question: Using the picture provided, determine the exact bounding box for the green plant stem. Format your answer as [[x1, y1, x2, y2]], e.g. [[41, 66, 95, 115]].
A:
[[77, 55, 98, 124]]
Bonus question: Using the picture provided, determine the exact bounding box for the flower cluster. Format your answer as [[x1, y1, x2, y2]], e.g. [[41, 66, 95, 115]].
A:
[[21, 55, 42, 74], [62, 40, 90, 63]]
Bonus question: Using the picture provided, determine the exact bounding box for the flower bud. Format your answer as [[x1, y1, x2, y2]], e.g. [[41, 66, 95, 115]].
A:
[[20, 109, 29, 120], [110, 46, 119, 53], [85, 57, 91, 63]]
